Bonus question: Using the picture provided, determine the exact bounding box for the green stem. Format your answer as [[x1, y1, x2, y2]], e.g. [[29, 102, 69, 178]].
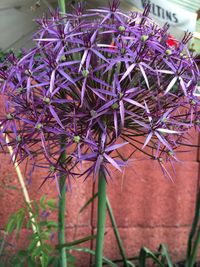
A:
[[95, 172, 107, 267], [186, 189, 200, 260], [187, 226, 200, 267], [58, 137, 67, 267], [186, 188, 200, 267], [58, 0, 66, 14], [106, 197, 128, 267], [57, 0, 66, 263]]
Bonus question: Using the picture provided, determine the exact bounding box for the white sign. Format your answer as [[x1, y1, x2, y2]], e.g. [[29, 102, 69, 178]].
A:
[[128, 0, 197, 33]]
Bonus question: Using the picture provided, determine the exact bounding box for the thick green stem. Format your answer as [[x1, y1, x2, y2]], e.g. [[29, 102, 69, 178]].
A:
[[57, 0, 66, 264], [95, 172, 107, 267], [58, 0, 66, 14], [58, 138, 67, 267]]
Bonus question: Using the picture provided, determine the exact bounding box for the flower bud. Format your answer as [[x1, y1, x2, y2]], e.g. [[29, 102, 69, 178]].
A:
[[118, 25, 126, 32], [90, 110, 96, 117], [17, 87, 24, 94], [165, 49, 172, 55], [82, 69, 89, 78], [16, 135, 22, 142], [6, 113, 14, 120], [43, 97, 51, 104], [35, 123, 43, 130], [73, 136, 81, 143], [190, 99, 196, 105], [168, 151, 174, 156], [111, 103, 119, 109], [141, 35, 149, 42], [50, 165, 56, 172]]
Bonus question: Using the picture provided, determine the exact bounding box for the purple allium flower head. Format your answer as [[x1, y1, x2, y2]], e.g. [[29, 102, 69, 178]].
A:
[[0, 1, 200, 184]]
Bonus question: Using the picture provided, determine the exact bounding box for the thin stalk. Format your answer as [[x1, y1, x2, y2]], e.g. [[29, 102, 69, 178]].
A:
[[187, 226, 200, 267], [95, 172, 107, 267], [1, 129, 39, 238], [58, 0, 66, 14], [58, 136, 67, 267], [186, 189, 200, 262], [1, 128, 44, 265], [186, 187, 200, 267], [106, 197, 128, 267]]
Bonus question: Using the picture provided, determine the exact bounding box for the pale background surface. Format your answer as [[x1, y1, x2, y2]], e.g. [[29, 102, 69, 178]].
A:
[[0, 0, 199, 51]]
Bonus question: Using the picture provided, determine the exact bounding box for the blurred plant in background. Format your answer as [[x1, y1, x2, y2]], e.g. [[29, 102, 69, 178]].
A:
[[0, 195, 76, 267]]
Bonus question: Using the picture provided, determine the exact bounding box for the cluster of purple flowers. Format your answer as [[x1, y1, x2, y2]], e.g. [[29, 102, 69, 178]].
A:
[[0, 1, 199, 184]]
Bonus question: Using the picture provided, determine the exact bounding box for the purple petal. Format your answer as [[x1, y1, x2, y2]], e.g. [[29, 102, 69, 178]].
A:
[[157, 128, 182, 134], [124, 98, 145, 109], [79, 49, 89, 71], [164, 76, 178, 95], [49, 105, 64, 129], [49, 70, 56, 94], [96, 99, 115, 113], [119, 100, 125, 126], [144, 101, 152, 123], [105, 142, 128, 153], [154, 132, 172, 151], [142, 131, 153, 149], [103, 153, 122, 172], [120, 63, 136, 82], [57, 69, 76, 85], [139, 64, 149, 89], [114, 111, 118, 136], [90, 49, 109, 63], [179, 77, 187, 96], [81, 78, 87, 105]]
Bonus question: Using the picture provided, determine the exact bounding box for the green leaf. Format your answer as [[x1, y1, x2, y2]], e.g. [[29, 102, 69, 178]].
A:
[[139, 247, 165, 267], [139, 247, 146, 267], [42, 243, 52, 254], [46, 221, 58, 228], [27, 256, 36, 267], [66, 252, 76, 263], [28, 239, 39, 252], [5, 185, 20, 191], [39, 221, 48, 227], [6, 217, 16, 234], [41, 253, 49, 267], [17, 250, 28, 258], [46, 199, 57, 209], [159, 244, 173, 267], [127, 261, 136, 267], [31, 246, 42, 258], [40, 231, 51, 240], [13, 263, 24, 267], [26, 219, 32, 229], [79, 193, 98, 214], [32, 200, 39, 216], [40, 195, 47, 210], [47, 256, 60, 267], [31, 232, 41, 240], [65, 246, 117, 266], [16, 210, 25, 238]]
